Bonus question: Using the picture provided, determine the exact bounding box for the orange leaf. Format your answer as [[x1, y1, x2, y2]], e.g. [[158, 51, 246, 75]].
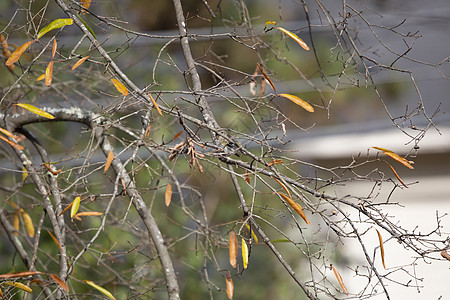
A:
[[45, 61, 53, 86], [267, 159, 283, 167], [58, 202, 73, 216], [331, 264, 348, 295], [386, 162, 408, 188], [15, 103, 55, 119], [272, 177, 291, 198], [111, 79, 128, 96], [4, 282, 32, 293], [376, 229, 386, 269], [5, 40, 34, 66], [51, 39, 57, 58], [0, 127, 18, 139], [104, 151, 113, 172], [171, 131, 182, 142], [229, 231, 238, 268], [276, 27, 310, 51], [225, 271, 233, 299], [0, 133, 24, 150], [49, 273, 69, 292], [0, 271, 43, 279], [256, 63, 276, 93], [278, 192, 310, 225], [19, 208, 35, 238], [81, 0, 91, 12], [73, 211, 103, 218], [241, 238, 249, 269], [72, 55, 90, 70], [371, 147, 414, 169], [47, 230, 62, 252], [165, 183, 172, 207], [278, 93, 314, 112], [0, 286, 3, 299], [243, 171, 250, 184], [36, 74, 45, 81], [13, 211, 19, 236], [149, 93, 162, 116]]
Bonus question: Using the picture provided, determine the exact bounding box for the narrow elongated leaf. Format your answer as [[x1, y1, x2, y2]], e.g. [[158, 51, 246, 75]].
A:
[[45, 61, 53, 87], [104, 151, 113, 172], [371, 147, 414, 169], [279, 93, 314, 112], [49, 274, 69, 292], [171, 131, 183, 142], [0, 271, 43, 279], [5, 41, 34, 66], [74, 211, 103, 218], [245, 223, 258, 244], [47, 230, 62, 252], [19, 208, 35, 238], [70, 196, 81, 219], [59, 202, 73, 216], [0, 127, 18, 139], [386, 162, 408, 188], [111, 79, 128, 96], [225, 272, 233, 299], [165, 183, 172, 207], [229, 231, 238, 268], [276, 27, 310, 50], [77, 14, 96, 39], [36, 74, 45, 81], [272, 177, 291, 198], [265, 20, 277, 26], [376, 229, 386, 269], [4, 282, 32, 293], [278, 192, 311, 225], [0, 286, 3, 298], [149, 93, 163, 116], [256, 63, 276, 93], [331, 264, 348, 295], [267, 159, 283, 167], [72, 55, 89, 70], [84, 280, 116, 300], [241, 238, 249, 269], [13, 211, 19, 236], [37, 19, 74, 39], [15, 103, 55, 119], [51, 39, 57, 58], [0, 135, 24, 150], [22, 167, 28, 181]]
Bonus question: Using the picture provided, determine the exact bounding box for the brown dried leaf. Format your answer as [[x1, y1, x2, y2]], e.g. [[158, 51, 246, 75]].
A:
[[58, 202, 73, 217], [267, 159, 283, 167], [49, 273, 69, 292], [5, 40, 34, 66], [51, 39, 57, 58], [440, 250, 450, 261], [225, 271, 233, 299], [0, 271, 43, 279], [47, 230, 62, 252], [331, 264, 348, 295], [74, 211, 103, 218], [278, 93, 314, 112], [149, 93, 163, 116], [165, 183, 172, 207], [104, 151, 113, 172], [171, 131, 183, 142], [386, 162, 408, 188], [272, 177, 291, 198], [244, 171, 250, 184], [229, 231, 238, 268], [257, 63, 276, 93], [278, 192, 310, 225], [376, 229, 386, 269], [0, 134, 24, 150], [19, 208, 35, 238], [71, 55, 89, 70]]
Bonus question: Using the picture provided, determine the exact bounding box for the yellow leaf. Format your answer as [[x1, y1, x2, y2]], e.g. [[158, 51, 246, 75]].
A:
[[225, 272, 233, 299], [104, 151, 113, 173], [256, 63, 276, 93], [278, 93, 314, 112], [0, 127, 18, 139], [229, 231, 237, 268], [265, 20, 277, 26], [245, 223, 258, 244], [241, 238, 249, 269], [0, 134, 24, 150], [0, 271, 43, 279], [37, 19, 74, 39], [278, 192, 310, 225], [49, 273, 69, 292], [13, 211, 19, 236], [149, 93, 163, 116], [22, 166, 28, 181], [276, 27, 310, 51], [36, 74, 45, 81], [70, 196, 81, 219], [371, 147, 414, 169], [165, 183, 172, 207], [110, 79, 128, 96], [15, 103, 55, 119], [52, 39, 57, 58], [376, 229, 386, 269], [45, 61, 53, 87], [74, 211, 103, 218], [47, 230, 62, 252], [5, 41, 34, 66], [71, 55, 90, 70], [19, 208, 35, 238], [84, 280, 116, 300], [331, 264, 348, 295], [4, 282, 32, 293]]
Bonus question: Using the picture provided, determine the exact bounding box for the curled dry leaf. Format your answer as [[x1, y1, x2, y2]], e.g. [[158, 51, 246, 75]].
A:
[[149, 93, 163, 116], [45, 61, 53, 87], [110, 78, 128, 96], [256, 63, 276, 93], [49, 273, 69, 292], [229, 231, 238, 268], [15, 103, 55, 119], [278, 93, 314, 112], [278, 192, 310, 225], [165, 183, 172, 207], [225, 271, 233, 299], [241, 238, 249, 269], [5, 40, 34, 66], [4, 282, 32, 293], [275, 27, 310, 51], [104, 151, 113, 172], [331, 264, 348, 295], [440, 250, 450, 261], [72, 55, 89, 70], [70, 196, 81, 219], [371, 147, 414, 169], [84, 280, 116, 300], [375, 229, 386, 269], [19, 208, 35, 238]]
